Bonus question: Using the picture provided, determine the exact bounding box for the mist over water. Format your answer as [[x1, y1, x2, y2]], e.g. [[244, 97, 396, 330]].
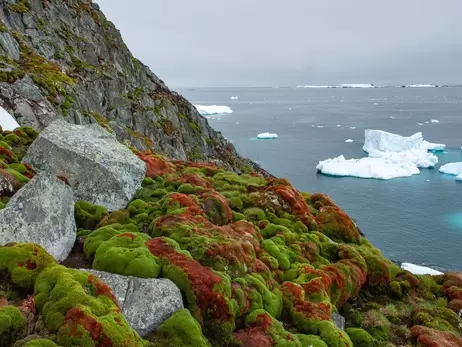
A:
[[179, 87, 462, 270]]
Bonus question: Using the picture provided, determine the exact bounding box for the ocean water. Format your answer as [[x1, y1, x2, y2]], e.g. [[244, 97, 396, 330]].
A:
[[178, 87, 462, 271]]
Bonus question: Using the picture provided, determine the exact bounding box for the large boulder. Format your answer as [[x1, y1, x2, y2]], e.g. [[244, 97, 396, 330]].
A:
[[0, 172, 76, 261], [23, 119, 146, 211], [83, 269, 183, 337]]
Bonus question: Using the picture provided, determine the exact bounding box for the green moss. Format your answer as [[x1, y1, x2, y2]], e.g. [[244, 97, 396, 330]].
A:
[[75, 201, 108, 230], [361, 310, 390, 341], [6, 168, 29, 183], [83, 225, 123, 258], [189, 146, 204, 161], [23, 339, 61, 347], [92, 232, 160, 278], [7, 0, 30, 13], [0, 243, 57, 289], [243, 207, 266, 222], [60, 95, 74, 116], [3, 133, 20, 144], [0, 305, 25, 344], [177, 183, 201, 194], [389, 280, 402, 299], [345, 328, 376, 347], [150, 309, 210, 346]]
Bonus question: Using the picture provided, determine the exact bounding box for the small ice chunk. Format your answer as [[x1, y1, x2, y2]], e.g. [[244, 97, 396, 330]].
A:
[[337, 125, 341, 127], [418, 123, 423, 125], [440, 162, 462, 178], [230, 96, 239, 100], [425, 121, 429, 124], [374, 103, 379, 106], [345, 139, 353, 143], [0, 106, 20, 131], [431, 119, 439, 123], [257, 132, 278, 139], [350, 127, 356, 129], [317, 125, 324, 128], [401, 263, 443, 275]]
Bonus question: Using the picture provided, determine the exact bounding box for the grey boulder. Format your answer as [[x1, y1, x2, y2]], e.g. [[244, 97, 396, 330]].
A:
[[0, 172, 76, 261], [332, 312, 346, 330], [23, 119, 146, 211], [83, 269, 183, 337]]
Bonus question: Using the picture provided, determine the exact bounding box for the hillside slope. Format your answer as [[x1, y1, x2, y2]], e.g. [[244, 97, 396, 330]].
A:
[[0, 0, 259, 173]]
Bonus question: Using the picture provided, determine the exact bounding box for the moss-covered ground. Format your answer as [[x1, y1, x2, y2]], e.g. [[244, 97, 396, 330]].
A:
[[0, 127, 461, 346]]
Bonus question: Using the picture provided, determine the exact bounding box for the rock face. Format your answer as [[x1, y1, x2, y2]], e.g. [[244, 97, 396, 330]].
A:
[[83, 269, 183, 337], [0, 171, 76, 261], [23, 119, 146, 211], [0, 0, 260, 173]]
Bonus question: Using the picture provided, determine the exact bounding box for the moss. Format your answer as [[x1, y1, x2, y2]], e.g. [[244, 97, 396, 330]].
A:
[[92, 232, 161, 278], [7, 0, 30, 13], [361, 310, 390, 341], [189, 146, 204, 161], [150, 309, 210, 346], [60, 95, 74, 116], [23, 339, 61, 347], [345, 328, 376, 347], [6, 168, 29, 183], [0, 243, 57, 289], [0, 305, 25, 344], [389, 280, 402, 299], [75, 201, 108, 230], [83, 225, 123, 258], [177, 183, 201, 194], [244, 207, 266, 222]]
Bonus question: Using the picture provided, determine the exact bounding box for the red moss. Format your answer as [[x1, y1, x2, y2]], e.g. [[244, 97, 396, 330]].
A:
[[64, 307, 113, 346], [146, 238, 233, 324], [447, 299, 462, 314], [25, 259, 37, 270], [232, 311, 274, 347], [310, 193, 337, 209], [411, 325, 462, 347], [166, 193, 205, 217], [446, 286, 462, 301], [0, 147, 16, 163], [266, 179, 314, 226], [87, 275, 118, 306], [198, 190, 233, 225], [176, 173, 212, 188], [56, 175, 70, 185], [116, 233, 136, 241], [316, 206, 360, 243], [172, 160, 220, 176], [136, 151, 175, 178], [395, 272, 420, 287]]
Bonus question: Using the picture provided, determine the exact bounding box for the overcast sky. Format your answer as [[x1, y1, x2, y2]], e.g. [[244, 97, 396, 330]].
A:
[[97, 0, 462, 87]]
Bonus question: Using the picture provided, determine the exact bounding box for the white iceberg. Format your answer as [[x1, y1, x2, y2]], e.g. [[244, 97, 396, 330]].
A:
[[257, 132, 278, 139], [401, 263, 443, 275], [439, 162, 462, 181], [431, 119, 439, 123], [406, 84, 436, 88], [339, 84, 375, 88], [0, 106, 20, 131], [363, 130, 446, 154], [194, 105, 233, 116], [317, 130, 443, 180], [296, 85, 334, 88], [230, 96, 239, 100], [345, 139, 353, 143]]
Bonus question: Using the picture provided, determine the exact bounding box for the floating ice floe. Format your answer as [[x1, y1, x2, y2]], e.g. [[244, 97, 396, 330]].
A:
[[0, 106, 20, 131], [316, 130, 445, 180], [345, 139, 353, 143], [336, 125, 341, 127], [401, 263, 443, 275], [431, 119, 439, 123], [350, 127, 356, 130], [439, 162, 462, 182], [230, 96, 239, 100], [418, 123, 423, 125], [194, 105, 233, 116], [406, 84, 436, 88], [257, 132, 278, 139]]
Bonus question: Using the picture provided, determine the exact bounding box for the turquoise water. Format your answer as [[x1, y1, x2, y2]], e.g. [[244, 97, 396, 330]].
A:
[[179, 87, 462, 270]]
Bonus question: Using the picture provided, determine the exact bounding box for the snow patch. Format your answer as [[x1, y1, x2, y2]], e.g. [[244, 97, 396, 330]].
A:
[[257, 132, 278, 139], [401, 263, 443, 275], [194, 105, 233, 116], [0, 106, 20, 131]]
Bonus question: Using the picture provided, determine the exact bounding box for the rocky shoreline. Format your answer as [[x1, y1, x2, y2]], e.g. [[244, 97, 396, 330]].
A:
[[0, 1, 461, 346]]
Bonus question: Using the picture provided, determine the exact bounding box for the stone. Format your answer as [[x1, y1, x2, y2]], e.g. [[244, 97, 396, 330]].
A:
[[82, 269, 183, 337], [12, 76, 45, 103], [0, 169, 21, 197], [23, 119, 146, 211], [332, 312, 346, 330], [0, 172, 76, 261]]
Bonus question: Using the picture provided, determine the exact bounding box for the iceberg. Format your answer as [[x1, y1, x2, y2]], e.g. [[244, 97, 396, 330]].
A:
[[363, 130, 446, 154], [439, 162, 462, 181], [406, 84, 436, 88], [194, 105, 233, 116], [431, 119, 439, 123], [296, 85, 334, 89], [257, 132, 278, 139], [339, 84, 375, 88], [0, 106, 20, 131], [230, 96, 239, 100], [345, 139, 353, 143], [317, 130, 443, 180], [401, 263, 443, 275]]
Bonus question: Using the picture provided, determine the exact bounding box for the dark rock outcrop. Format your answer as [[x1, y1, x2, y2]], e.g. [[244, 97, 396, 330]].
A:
[[0, 0, 258, 173]]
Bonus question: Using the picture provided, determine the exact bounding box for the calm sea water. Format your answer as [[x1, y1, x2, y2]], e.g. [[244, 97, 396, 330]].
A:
[[178, 87, 462, 271]]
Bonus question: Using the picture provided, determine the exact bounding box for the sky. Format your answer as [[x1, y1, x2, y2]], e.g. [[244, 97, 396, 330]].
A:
[[97, 0, 462, 87]]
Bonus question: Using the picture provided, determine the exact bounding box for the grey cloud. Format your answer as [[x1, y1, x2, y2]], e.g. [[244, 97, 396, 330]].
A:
[[97, 0, 462, 87]]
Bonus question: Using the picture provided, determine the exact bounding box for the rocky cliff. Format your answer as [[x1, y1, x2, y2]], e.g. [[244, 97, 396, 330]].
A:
[[0, 0, 259, 173]]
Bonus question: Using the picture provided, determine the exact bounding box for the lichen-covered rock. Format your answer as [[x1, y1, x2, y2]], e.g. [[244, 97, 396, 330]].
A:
[[23, 119, 146, 211], [83, 269, 184, 337], [0, 171, 76, 261]]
